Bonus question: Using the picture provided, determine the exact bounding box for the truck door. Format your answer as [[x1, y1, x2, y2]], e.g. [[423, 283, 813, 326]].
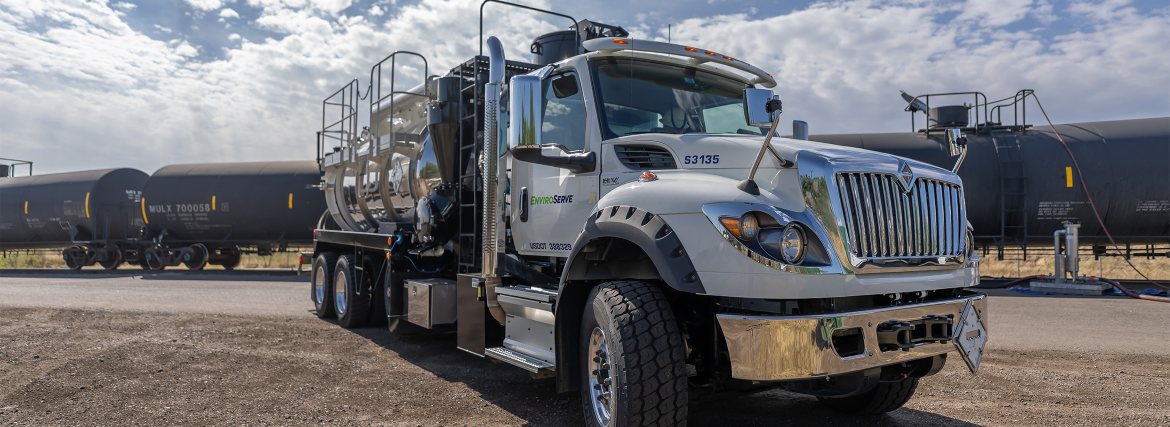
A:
[[509, 71, 597, 257]]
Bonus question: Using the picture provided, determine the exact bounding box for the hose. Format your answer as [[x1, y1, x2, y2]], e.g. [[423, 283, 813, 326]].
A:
[[973, 275, 1046, 289], [1030, 95, 1170, 293], [1101, 278, 1170, 304]]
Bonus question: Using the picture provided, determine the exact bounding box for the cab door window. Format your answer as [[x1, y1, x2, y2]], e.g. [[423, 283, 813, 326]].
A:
[[541, 72, 586, 152]]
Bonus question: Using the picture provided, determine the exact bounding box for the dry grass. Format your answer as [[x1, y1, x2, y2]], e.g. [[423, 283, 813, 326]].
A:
[[4, 246, 1166, 280], [978, 248, 1168, 280], [0, 250, 304, 270]]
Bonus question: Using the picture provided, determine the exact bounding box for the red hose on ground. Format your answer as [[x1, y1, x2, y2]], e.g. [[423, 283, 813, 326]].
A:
[[1101, 278, 1170, 303]]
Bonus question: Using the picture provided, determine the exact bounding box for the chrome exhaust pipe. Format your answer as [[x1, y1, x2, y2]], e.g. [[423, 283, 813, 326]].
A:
[[482, 36, 506, 325]]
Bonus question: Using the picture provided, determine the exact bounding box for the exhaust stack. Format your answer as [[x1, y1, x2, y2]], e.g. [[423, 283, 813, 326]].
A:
[[482, 36, 504, 277]]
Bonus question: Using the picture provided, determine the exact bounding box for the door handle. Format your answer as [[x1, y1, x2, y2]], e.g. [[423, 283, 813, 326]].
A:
[[520, 187, 529, 222]]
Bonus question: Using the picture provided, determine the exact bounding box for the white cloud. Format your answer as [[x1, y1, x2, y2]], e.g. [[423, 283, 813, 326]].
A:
[[0, 0, 1166, 176], [369, 5, 384, 17], [0, 0, 556, 173], [112, 2, 136, 11], [219, 8, 239, 19], [662, 0, 1170, 133], [184, 0, 223, 12]]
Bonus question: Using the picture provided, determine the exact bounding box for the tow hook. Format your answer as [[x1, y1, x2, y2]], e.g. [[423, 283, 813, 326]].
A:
[[876, 315, 953, 351]]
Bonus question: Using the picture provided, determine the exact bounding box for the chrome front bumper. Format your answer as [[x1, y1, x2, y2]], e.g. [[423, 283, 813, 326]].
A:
[[716, 294, 987, 381]]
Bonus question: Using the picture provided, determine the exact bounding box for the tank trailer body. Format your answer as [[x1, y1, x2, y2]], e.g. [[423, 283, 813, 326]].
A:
[[310, 8, 986, 425]]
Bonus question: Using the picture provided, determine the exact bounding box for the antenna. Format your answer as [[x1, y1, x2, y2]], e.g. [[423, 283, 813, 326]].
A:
[[668, 24, 671, 43]]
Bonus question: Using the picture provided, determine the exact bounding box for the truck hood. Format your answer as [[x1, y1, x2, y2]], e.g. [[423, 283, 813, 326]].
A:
[[600, 133, 962, 214]]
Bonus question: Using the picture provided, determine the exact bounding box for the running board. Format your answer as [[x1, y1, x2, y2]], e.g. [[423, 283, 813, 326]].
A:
[[485, 346, 555, 378]]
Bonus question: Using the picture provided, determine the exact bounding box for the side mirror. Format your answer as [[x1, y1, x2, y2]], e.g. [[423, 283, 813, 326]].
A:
[[512, 145, 596, 173], [743, 88, 781, 127], [945, 128, 969, 173], [945, 128, 968, 157], [508, 75, 542, 150]]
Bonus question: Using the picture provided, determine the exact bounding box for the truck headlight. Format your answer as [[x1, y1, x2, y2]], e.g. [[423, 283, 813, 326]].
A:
[[719, 212, 760, 240], [779, 224, 806, 264]]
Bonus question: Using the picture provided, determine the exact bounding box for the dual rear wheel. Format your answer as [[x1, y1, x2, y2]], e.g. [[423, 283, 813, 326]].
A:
[[310, 253, 370, 329]]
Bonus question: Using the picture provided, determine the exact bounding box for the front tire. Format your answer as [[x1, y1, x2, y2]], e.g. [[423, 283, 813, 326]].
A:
[[579, 281, 687, 427], [310, 253, 338, 318], [818, 377, 919, 415], [334, 254, 369, 328]]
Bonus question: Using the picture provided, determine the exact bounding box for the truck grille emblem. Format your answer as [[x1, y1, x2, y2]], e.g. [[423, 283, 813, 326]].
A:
[[897, 161, 915, 193]]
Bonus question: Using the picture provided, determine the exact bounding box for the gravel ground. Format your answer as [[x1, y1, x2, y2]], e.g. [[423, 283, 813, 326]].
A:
[[0, 272, 1167, 426]]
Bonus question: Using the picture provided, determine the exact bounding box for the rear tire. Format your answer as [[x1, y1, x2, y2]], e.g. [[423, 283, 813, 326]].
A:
[[334, 254, 369, 328], [818, 378, 919, 415], [311, 253, 338, 318], [579, 281, 688, 427]]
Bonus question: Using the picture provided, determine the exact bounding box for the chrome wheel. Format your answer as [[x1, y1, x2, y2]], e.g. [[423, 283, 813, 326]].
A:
[[587, 326, 614, 426], [334, 271, 347, 316], [313, 264, 327, 306]]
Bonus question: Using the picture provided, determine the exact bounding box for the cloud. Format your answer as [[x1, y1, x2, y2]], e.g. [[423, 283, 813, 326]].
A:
[[0, 0, 556, 173], [218, 8, 239, 19], [184, 0, 224, 12], [0, 0, 1167, 175], [661, 0, 1170, 133]]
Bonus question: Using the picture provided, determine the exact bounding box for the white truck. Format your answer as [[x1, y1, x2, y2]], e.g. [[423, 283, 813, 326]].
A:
[[310, 4, 987, 425]]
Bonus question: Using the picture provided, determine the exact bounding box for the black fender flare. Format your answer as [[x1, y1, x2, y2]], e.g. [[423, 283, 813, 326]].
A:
[[553, 205, 703, 393]]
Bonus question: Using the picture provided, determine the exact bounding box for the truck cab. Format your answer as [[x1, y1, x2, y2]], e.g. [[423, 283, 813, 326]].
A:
[[310, 12, 986, 427]]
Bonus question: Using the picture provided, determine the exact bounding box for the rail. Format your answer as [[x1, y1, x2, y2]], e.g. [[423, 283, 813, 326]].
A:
[[318, 79, 360, 171]]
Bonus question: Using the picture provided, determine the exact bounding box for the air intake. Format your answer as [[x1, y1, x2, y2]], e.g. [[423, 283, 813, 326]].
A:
[[614, 145, 675, 169]]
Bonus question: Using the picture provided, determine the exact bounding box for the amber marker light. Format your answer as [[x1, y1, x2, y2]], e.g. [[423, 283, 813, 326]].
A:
[[684, 46, 698, 52], [612, 38, 629, 44], [722, 55, 734, 61], [638, 171, 658, 182], [704, 50, 717, 56], [720, 217, 743, 238]]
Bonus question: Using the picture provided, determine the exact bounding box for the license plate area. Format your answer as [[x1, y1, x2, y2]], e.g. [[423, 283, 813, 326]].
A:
[[876, 315, 953, 352], [953, 300, 988, 373]]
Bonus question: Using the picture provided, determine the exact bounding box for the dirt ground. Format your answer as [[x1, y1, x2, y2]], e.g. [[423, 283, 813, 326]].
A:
[[0, 274, 1168, 426]]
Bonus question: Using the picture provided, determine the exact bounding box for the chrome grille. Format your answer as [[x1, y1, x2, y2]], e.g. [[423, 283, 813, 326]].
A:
[[836, 172, 965, 259]]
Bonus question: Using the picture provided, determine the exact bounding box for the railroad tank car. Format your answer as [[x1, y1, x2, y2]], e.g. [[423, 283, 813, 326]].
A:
[[810, 117, 1170, 256], [0, 168, 148, 269], [139, 160, 326, 270]]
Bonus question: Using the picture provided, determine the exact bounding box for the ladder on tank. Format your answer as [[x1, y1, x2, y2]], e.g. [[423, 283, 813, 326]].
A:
[[993, 132, 1029, 260]]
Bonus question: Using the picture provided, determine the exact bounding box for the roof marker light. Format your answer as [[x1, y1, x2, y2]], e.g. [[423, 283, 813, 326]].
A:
[[612, 38, 629, 45], [639, 171, 658, 182], [722, 55, 734, 61], [704, 50, 717, 56], [684, 46, 698, 52]]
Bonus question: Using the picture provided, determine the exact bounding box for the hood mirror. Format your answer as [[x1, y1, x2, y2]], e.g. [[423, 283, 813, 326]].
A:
[[743, 88, 781, 127], [946, 128, 969, 173]]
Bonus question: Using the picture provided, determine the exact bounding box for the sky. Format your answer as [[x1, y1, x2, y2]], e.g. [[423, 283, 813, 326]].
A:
[[1, 0, 1167, 174]]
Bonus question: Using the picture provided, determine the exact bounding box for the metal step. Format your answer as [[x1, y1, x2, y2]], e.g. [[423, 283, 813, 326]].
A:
[[485, 346, 555, 376], [496, 285, 558, 303]]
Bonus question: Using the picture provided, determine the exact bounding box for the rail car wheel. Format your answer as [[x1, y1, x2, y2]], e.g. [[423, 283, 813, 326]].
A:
[[221, 247, 241, 271], [144, 248, 166, 271], [311, 252, 338, 318], [183, 244, 209, 271], [97, 246, 123, 271], [62, 246, 85, 271], [579, 281, 688, 427], [334, 254, 369, 328]]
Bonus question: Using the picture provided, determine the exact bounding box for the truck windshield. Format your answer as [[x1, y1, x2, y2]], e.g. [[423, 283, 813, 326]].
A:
[[591, 57, 762, 139]]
